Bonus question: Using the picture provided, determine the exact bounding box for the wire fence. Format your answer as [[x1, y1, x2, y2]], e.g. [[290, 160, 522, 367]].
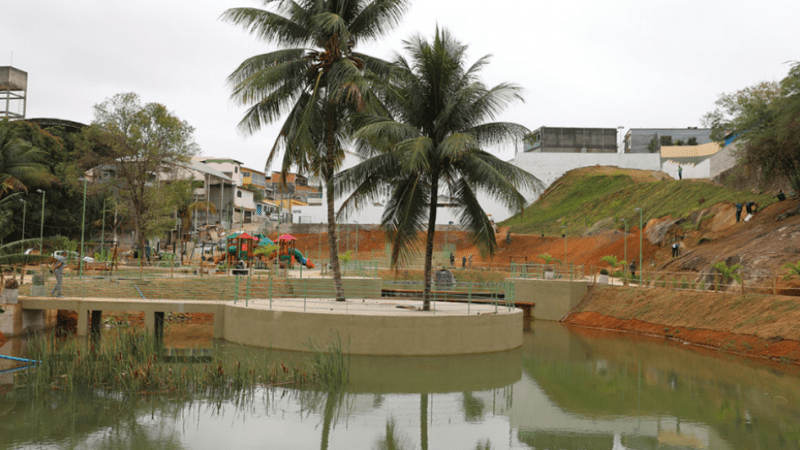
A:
[[15, 268, 519, 315]]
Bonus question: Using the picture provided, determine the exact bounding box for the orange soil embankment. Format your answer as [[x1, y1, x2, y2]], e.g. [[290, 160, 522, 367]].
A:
[[280, 227, 660, 270], [563, 285, 800, 365]]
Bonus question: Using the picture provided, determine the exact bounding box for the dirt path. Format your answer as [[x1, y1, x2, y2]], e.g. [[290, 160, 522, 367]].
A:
[[563, 285, 800, 365]]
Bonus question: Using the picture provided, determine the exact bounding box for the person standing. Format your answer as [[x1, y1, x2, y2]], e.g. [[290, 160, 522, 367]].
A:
[[449, 252, 455, 268], [735, 203, 743, 223], [629, 259, 637, 278], [672, 242, 679, 257], [678, 165, 683, 180], [51, 254, 66, 297]]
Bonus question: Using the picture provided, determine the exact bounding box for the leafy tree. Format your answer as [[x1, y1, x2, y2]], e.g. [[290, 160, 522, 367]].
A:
[[83, 93, 198, 269], [165, 180, 217, 242], [0, 119, 49, 194], [223, 0, 409, 302], [702, 64, 800, 191], [337, 29, 541, 310], [687, 137, 698, 145]]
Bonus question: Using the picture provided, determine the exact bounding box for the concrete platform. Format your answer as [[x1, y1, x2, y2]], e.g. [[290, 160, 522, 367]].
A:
[[18, 296, 523, 356]]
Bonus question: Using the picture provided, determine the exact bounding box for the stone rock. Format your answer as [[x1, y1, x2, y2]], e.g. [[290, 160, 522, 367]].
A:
[[434, 269, 455, 289]]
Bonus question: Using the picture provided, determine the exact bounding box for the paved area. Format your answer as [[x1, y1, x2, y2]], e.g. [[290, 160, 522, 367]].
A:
[[21, 296, 512, 317]]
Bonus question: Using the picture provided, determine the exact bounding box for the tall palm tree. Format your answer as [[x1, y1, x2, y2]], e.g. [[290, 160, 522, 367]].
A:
[[0, 119, 48, 194], [337, 29, 542, 310], [223, 0, 409, 301]]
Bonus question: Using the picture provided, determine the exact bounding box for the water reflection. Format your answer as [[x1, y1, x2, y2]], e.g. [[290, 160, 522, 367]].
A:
[[2, 321, 800, 449]]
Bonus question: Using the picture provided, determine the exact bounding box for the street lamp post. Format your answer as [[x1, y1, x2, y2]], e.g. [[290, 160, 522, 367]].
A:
[[354, 221, 358, 260], [36, 189, 45, 253], [635, 207, 643, 277], [101, 198, 106, 261], [561, 224, 567, 265], [79, 178, 88, 279], [622, 218, 627, 277]]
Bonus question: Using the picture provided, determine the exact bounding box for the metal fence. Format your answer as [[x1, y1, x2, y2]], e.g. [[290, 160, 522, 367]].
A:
[[16, 269, 518, 315]]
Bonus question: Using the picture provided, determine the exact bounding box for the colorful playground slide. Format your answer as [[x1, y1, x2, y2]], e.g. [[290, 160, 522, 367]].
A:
[[293, 249, 315, 268]]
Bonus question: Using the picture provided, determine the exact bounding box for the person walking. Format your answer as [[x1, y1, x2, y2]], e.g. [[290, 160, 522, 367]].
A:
[[50, 254, 66, 297], [735, 203, 743, 223], [677, 165, 683, 180], [449, 252, 455, 268], [628, 259, 637, 278]]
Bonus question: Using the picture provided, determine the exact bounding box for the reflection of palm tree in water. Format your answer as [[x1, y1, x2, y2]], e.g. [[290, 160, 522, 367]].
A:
[[420, 393, 428, 450], [613, 433, 632, 450]]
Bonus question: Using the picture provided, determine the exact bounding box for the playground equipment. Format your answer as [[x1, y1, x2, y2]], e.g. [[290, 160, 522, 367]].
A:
[[224, 232, 259, 266], [249, 234, 315, 269]]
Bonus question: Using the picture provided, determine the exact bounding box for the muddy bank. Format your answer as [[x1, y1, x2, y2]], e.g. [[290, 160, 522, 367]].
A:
[[562, 285, 800, 365]]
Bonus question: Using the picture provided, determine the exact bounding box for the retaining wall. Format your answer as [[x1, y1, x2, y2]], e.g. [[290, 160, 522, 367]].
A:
[[512, 279, 588, 321]]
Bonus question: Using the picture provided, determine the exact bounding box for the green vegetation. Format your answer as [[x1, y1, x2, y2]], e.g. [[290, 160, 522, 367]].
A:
[[502, 170, 775, 235], [713, 261, 743, 289], [337, 29, 538, 311], [22, 330, 347, 396]]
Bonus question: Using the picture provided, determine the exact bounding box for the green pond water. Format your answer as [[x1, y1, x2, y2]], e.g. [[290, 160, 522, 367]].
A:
[[2, 321, 800, 449]]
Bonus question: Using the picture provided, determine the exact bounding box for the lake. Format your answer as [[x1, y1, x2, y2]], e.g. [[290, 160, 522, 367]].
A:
[[1, 321, 799, 449]]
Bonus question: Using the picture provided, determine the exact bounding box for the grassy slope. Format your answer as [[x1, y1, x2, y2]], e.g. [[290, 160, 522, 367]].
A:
[[501, 169, 777, 235]]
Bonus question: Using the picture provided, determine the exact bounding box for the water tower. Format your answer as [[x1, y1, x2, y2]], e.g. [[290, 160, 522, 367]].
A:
[[0, 66, 27, 119]]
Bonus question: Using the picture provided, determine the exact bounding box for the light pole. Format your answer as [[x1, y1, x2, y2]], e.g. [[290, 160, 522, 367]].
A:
[[561, 224, 567, 265], [36, 189, 45, 253], [79, 178, 88, 278], [354, 221, 358, 260], [622, 218, 627, 276], [635, 207, 643, 275], [101, 198, 106, 261], [446, 221, 454, 255], [18, 198, 25, 240]]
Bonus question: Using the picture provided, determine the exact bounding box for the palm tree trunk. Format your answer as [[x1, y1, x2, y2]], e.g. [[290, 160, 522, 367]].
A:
[[325, 106, 345, 302], [423, 173, 439, 311]]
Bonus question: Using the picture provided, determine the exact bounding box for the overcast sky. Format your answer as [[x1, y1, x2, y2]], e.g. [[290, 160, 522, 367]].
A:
[[2, 0, 798, 171]]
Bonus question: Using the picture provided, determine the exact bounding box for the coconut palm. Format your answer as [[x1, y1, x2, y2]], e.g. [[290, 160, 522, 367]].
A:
[[223, 0, 409, 302], [337, 29, 542, 310], [0, 119, 48, 193]]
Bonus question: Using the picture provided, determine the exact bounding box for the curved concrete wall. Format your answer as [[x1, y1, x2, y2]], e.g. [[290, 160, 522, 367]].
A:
[[222, 305, 523, 356]]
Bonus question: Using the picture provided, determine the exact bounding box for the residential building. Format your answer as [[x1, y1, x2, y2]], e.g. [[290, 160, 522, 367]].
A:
[[522, 127, 618, 153], [624, 128, 713, 153]]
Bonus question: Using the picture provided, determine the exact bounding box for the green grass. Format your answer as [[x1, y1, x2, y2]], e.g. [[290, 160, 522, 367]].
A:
[[502, 171, 776, 235]]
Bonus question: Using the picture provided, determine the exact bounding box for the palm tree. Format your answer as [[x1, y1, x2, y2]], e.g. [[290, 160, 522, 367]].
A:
[[0, 119, 48, 193], [337, 28, 542, 310], [223, 0, 409, 302], [712, 261, 743, 290]]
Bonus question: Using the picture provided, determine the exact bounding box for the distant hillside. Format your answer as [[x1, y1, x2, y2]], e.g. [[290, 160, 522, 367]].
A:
[[502, 167, 777, 236]]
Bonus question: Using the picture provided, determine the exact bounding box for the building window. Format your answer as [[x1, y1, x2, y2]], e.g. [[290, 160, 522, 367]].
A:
[[234, 166, 239, 173], [237, 190, 242, 198]]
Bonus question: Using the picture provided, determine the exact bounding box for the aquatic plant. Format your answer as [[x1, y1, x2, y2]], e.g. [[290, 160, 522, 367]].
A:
[[19, 330, 346, 396]]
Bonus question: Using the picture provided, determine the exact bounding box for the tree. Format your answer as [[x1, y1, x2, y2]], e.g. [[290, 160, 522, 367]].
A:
[[537, 253, 561, 265], [83, 93, 198, 270], [165, 180, 217, 244], [223, 0, 409, 302], [337, 29, 541, 310], [712, 261, 742, 290], [702, 64, 800, 191], [0, 119, 49, 193], [600, 255, 625, 275]]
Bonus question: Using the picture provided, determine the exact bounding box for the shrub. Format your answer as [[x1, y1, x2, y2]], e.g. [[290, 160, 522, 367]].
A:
[[4, 279, 19, 289], [599, 268, 609, 275]]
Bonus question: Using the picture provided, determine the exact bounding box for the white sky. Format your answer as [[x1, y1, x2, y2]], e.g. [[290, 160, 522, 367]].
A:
[[2, 0, 798, 171]]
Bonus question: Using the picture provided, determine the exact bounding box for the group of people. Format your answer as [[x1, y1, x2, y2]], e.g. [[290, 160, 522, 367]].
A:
[[449, 252, 473, 268]]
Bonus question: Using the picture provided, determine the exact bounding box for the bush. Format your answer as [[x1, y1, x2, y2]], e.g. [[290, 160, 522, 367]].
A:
[[4, 279, 19, 289], [599, 268, 609, 275]]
